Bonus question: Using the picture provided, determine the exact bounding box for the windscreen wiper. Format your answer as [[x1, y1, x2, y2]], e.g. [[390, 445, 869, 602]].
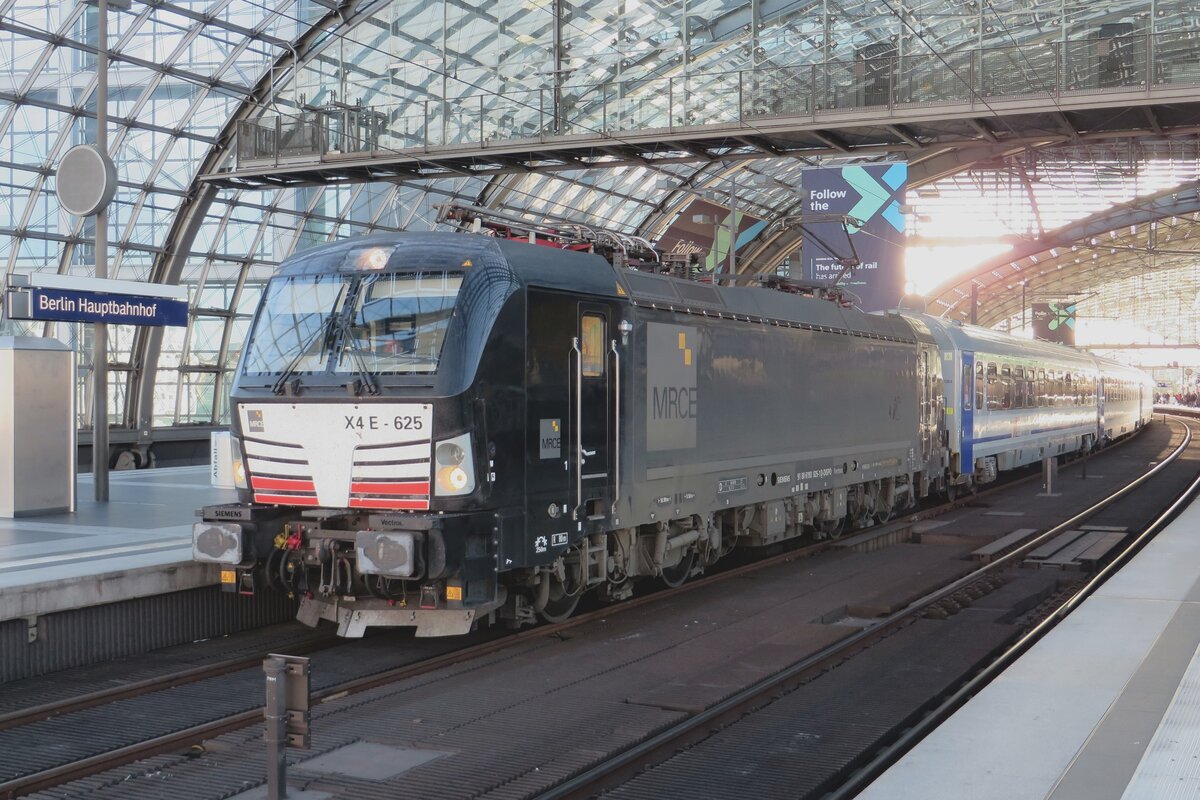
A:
[[333, 314, 381, 396], [270, 315, 334, 395]]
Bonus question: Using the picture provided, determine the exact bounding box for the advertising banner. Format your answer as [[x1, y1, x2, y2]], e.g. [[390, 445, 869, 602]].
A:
[[657, 198, 767, 274], [1031, 302, 1077, 346], [800, 163, 907, 311]]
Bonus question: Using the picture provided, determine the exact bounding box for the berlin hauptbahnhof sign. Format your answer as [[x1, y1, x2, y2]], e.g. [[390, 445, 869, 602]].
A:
[[5, 273, 188, 327]]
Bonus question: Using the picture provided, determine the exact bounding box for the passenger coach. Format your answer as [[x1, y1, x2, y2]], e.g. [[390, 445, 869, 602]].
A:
[[913, 317, 1153, 493]]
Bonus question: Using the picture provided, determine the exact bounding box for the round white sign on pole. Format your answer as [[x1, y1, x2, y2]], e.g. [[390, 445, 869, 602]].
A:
[[57, 144, 118, 217]]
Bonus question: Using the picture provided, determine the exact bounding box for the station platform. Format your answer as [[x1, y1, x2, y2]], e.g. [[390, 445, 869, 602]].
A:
[[0, 465, 234, 623], [860, 484, 1200, 800]]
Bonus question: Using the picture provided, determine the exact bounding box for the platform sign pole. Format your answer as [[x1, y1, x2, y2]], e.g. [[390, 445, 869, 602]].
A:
[[93, 0, 109, 502], [263, 654, 311, 800], [263, 656, 289, 799]]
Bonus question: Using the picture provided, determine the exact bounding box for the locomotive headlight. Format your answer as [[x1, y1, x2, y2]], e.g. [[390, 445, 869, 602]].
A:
[[436, 442, 465, 465], [434, 432, 475, 496], [342, 244, 397, 271], [230, 437, 248, 490], [438, 466, 469, 492]]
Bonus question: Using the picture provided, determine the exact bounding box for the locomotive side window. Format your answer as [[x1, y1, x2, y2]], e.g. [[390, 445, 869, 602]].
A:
[[581, 314, 605, 377]]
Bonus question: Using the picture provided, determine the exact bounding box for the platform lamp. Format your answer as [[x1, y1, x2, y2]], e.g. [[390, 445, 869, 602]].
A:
[[57, 0, 131, 502]]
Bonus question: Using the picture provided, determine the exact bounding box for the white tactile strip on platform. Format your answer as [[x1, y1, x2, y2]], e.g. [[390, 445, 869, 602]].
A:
[[1122, 641, 1200, 800], [859, 499, 1200, 800]]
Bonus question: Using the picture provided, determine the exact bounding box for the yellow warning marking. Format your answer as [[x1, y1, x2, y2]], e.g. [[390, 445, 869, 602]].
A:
[[616, 283, 627, 296], [462, 259, 473, 267], [552, 420, 559, 432], [220, 569, 236, 584], [446, 585, 463, 601], [678, 332, 692, 366]]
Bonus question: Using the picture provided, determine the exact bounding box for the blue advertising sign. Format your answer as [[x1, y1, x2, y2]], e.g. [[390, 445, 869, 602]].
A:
[[7, 286, 189, 327], [801, 163, 907, 312]]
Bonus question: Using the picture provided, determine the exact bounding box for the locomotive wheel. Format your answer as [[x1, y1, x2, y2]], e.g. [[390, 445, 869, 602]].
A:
[[660, 551, 694, 588], [820, 515, 845, 540], [875, 506, 893, 525], [537, 579, 581, 623]]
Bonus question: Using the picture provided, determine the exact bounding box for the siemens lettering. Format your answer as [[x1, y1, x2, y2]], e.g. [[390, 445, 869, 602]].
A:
[[653, 385, 697, 420]]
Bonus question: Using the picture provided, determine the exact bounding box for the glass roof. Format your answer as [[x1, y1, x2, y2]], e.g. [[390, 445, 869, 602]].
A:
[[1, 0, 1198, 438]]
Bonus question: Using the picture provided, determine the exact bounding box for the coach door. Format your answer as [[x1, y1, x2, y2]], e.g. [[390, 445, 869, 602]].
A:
[[961, 351, 975, 471], [573, 304, 615, 520], [918, 346, 941, 461]]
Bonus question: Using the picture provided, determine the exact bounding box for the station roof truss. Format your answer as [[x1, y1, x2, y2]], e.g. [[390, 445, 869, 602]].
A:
[[3, 0, 1200, 436], [927, 178, 1200, 341]]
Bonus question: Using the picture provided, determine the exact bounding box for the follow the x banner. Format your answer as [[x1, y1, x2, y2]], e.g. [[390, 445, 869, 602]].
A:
[[801, 162, 907, 312]]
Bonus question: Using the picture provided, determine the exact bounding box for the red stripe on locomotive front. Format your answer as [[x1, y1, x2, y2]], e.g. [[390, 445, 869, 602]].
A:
[[349, 481, 430, 496], [251, 476, 316, 492]]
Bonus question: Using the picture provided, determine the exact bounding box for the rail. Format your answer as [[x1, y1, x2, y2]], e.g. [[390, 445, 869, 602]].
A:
[[828, 412, 1200, 798], [236, 31, 1200, 165], [535, 416, 1197, 800]]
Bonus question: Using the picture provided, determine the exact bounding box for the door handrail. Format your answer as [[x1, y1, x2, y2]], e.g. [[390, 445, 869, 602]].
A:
[[610, 338, 619, 516], [572, 335, 583, 518]]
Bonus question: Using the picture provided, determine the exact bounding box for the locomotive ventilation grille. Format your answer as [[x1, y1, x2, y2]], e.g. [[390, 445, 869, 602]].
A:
[[242, 438, 432, 511]]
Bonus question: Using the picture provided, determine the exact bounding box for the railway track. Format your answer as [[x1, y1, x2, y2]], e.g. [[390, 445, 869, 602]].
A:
[[0, 420, 1180, 800], [539, 414, 1200, 800]]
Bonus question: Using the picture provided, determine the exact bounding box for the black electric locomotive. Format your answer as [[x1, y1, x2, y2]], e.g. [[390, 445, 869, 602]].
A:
[[192, 227, 1148, 636]]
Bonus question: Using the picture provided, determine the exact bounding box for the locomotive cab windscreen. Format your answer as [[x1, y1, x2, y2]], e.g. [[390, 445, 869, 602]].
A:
[[241, 268, 462, 383]]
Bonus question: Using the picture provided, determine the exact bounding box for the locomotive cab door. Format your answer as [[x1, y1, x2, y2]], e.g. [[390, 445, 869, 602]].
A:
[[574, 304, 615, 520], [525, 290, 617, 560]]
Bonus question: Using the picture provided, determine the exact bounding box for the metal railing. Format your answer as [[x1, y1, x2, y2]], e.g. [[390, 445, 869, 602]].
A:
[[236, 31, 1200, 167]]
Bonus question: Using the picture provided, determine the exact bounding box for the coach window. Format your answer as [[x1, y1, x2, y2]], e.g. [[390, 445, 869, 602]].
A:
[[1000, 365, 1013, 408], [986, 363, 1001, 410], [975, 362, 984, 409], [1014, 367, 1026, 408], [1065, 373, 1074, 406], [581, 315, 605, 377]]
